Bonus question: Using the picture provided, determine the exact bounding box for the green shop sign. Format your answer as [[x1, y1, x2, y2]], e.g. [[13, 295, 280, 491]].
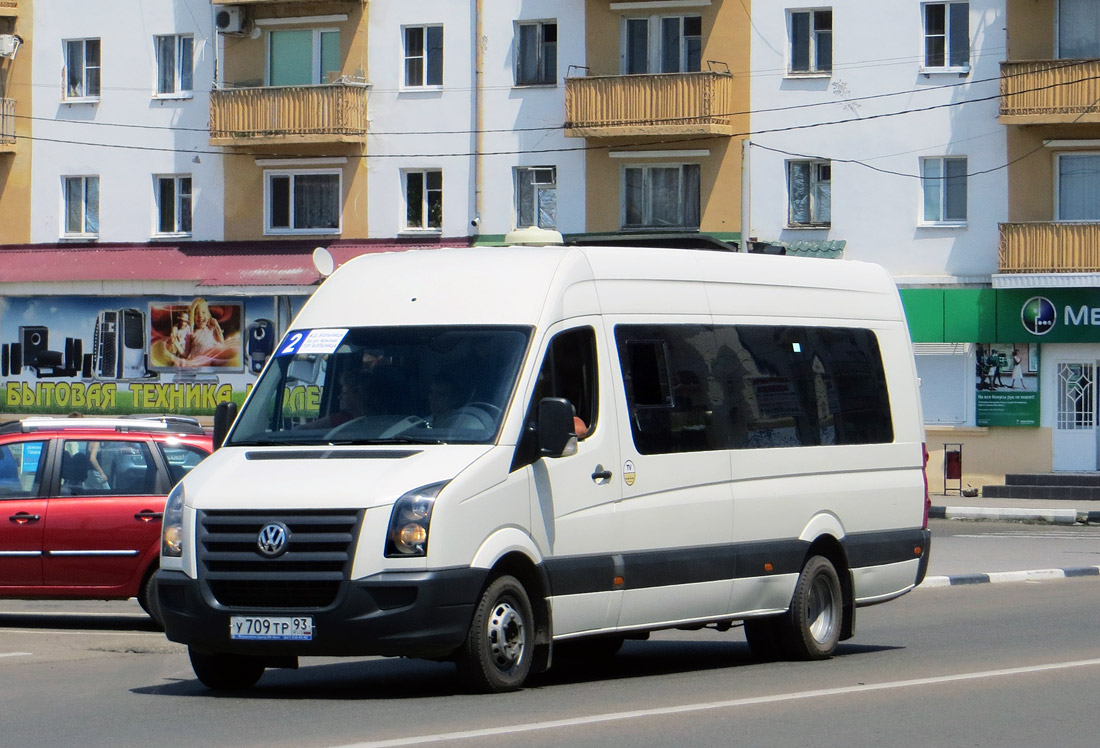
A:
[[901, 287, 1100, 343]]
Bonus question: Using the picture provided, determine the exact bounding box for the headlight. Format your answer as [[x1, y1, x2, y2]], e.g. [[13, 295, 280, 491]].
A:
[[385, 482, 447, 557], [162, 483, 185, 558]]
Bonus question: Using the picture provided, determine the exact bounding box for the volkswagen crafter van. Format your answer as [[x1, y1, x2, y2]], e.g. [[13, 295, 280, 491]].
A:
[[157, 244, 931, 692]]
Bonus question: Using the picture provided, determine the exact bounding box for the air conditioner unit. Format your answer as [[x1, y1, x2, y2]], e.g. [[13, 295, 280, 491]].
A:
[[214, 6, 245, 34], [0, 34, 21, 60]]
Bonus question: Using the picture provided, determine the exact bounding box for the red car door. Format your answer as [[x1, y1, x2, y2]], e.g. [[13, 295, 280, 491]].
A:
[[42, 438, 163, 590], [0, 440, 49, 587]]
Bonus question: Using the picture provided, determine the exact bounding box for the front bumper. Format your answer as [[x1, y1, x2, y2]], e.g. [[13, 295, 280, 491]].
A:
[[156, 567, 487, 659]]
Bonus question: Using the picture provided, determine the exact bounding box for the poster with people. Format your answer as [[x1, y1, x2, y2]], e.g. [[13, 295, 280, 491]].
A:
[[975, 343, 1039, 426]]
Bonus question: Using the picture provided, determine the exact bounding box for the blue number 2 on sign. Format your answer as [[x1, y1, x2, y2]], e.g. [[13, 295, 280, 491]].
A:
[[278, 331, 307, 356]]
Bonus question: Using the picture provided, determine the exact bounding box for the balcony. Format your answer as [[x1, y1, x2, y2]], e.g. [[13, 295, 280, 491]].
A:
[[209, 82, 368, 147], [0, 1, 17, 17], [1000, 60, 1100, 125], [0, 98, 14, 153], [565, 71, 735, 138], [999, 222, 1100, 273]]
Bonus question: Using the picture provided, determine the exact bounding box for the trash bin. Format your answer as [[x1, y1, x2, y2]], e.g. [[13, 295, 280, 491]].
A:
[[943, 443, 962, 495]]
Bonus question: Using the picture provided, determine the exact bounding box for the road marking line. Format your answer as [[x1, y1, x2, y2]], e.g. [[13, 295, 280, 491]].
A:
[[329, 658, 1100, 748], [0, 652, 32, 658], [0, 629, 163, 637]]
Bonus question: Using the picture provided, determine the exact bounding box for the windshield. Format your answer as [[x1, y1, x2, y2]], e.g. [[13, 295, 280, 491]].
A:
[[228, 326, 532, 446]]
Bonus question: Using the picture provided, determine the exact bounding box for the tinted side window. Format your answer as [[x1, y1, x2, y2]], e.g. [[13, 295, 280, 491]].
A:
[[616, 324, 893, 455], [512, 327, 598, 470]]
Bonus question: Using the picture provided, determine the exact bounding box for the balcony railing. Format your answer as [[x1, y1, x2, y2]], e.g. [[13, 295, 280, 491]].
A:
[[209, 82, 368, 146], [0, 98, 15, 151], [999, 222, 1100, 273], [1000, 60, 1100, 124], [565, 71, 735, 137], [0, 1, 17, 17]]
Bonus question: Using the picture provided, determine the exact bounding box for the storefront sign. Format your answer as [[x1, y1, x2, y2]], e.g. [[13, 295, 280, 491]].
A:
[[0, 295, 301, 416], [999, 289, 1100, 343]]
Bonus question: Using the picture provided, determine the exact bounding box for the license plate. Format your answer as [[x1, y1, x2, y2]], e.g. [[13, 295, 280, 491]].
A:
[[230, 616, 313, 641]]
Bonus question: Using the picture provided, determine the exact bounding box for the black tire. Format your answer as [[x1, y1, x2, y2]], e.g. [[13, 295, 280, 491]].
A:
[[455, 575, 534, 693], [783, 555, 843, 660], [743, 616, 788, 661], [136, 569, 163, 629], [188, 648, 266, 691]]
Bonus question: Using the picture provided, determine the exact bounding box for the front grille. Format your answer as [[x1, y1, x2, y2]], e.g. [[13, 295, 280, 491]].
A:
[[198, 509, 362, 610]]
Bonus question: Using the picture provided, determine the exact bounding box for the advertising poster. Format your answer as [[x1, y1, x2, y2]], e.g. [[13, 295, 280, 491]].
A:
[[0, 296, 300, 417], [975, 342, 1040, 427]]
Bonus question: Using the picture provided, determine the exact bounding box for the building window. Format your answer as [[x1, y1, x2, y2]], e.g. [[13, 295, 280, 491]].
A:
[[155, 34, 193, 96], [63, 175, 99, 236], [155, 175, 193, 235], [269, 29, 340, 86], [921, 156, 967, 223], [516, 21, 557, 86], [65, 38, 101, 99], [623, 15, 702, 74], [1056, 153, 1100, 221], [515, 166, 557, 229], [923, 2, 969, 69], [404, 169, 443, 230], [266, 171, 341, 234], [622, 164, 701, 229], [787, 160, 831, 227], [789, 9, 832, 74], [1059, 0, 1100, 59], [404, 26, 443, 87]]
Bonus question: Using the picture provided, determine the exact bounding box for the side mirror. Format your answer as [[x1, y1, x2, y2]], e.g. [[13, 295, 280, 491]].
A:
[[538, 397, 578, 458], [212, 401, 238, 451]]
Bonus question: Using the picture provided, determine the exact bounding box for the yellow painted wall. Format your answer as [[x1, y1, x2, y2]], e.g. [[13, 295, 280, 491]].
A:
[[220, 2, 368, 241], [581, 0, 749, 235], [0, 4, 32, 244], [1005, 0, 1053, 60], [925, 426, 1053, 495]]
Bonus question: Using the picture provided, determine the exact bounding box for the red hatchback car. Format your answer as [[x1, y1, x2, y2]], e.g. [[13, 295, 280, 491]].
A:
[[0, 416, 212, 624]]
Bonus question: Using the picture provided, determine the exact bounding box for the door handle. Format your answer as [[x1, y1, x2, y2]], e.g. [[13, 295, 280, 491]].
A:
[[591, 468, 613, 483], [134, 510, 163, 523], [9, 512, 41, 524]]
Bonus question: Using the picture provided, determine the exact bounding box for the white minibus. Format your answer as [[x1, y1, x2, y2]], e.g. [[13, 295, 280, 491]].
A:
[[157, 244, 931, 692]]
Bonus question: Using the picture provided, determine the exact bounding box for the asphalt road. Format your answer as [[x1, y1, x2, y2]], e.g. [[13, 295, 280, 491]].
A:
[[2, 522, 1099, 748]]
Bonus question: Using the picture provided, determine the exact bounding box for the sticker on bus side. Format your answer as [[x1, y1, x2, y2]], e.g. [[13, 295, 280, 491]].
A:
[[276, 329, 349, 357]]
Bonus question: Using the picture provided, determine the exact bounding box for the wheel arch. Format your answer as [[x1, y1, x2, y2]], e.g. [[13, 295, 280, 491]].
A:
[[802, 533, 855, 642]]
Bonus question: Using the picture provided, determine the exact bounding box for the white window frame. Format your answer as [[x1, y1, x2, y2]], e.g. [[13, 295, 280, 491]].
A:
[[403, 25, 444, 88], [402, 169, 443, 233], [1054, 152, 1100, 221], [154, 175, 193, 237], [515, 166, 557, 229], [620, 14, 702, 75], [266, 28, 341, 86], [621, 163, 701, 230], [515, 20, 558, 87], [786, 159, 831, 228], [787, 8, 832, 76], [264, 169, 342, 235], [921, 2, 970, 72], [63, 38, 101, 101], [920, 156, 968, 225], [154, 34, 194, 98], [62, 175, 100, 238]]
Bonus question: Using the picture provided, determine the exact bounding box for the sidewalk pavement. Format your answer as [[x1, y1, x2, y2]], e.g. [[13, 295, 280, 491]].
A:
[[929, 493, 1100, 525], [923, 492, 1100, 589]]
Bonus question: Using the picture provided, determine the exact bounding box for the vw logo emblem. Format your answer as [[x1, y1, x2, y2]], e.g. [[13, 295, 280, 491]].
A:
[[257, 522, 290, 558]]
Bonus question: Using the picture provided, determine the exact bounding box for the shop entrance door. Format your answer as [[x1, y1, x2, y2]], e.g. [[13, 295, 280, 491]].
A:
[[1053, 361, 1098, 471]]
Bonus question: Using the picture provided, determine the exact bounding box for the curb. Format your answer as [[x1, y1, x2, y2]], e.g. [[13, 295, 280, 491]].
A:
[[930, 506, 1100, 525], [921, 566, 1100, 588]]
